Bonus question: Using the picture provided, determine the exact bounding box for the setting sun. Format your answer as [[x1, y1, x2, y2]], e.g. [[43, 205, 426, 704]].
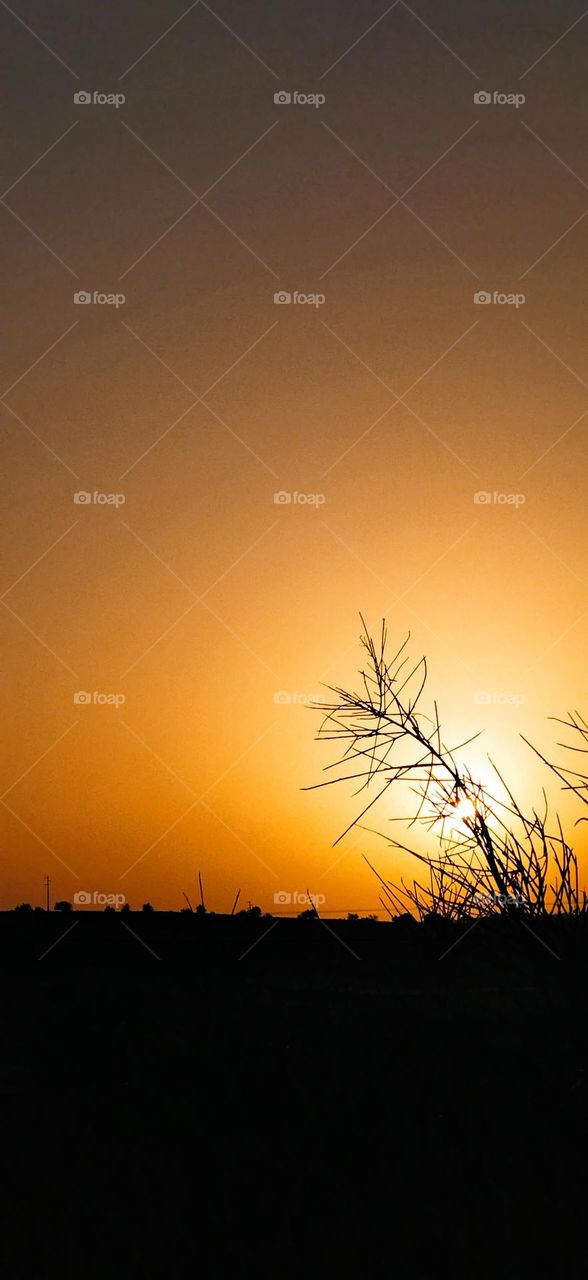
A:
[[446, 793, 479, 834]]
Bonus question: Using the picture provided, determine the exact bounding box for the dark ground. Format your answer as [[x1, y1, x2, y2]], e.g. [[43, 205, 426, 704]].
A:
[[1, 911, 587, 1278]]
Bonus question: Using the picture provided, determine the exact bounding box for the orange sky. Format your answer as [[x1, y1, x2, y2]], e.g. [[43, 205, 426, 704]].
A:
[[1, 0, 587, 912]]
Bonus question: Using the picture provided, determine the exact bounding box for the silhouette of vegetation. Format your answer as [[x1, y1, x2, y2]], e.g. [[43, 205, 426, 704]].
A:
[[54, 900, 72, 912], [13, 902, 33, 913], [142, 902, 154, 913], [311, 619, 587, 919]]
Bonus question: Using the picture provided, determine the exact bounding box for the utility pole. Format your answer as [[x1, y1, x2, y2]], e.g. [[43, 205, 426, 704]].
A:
[[44, 875, 51, 912]]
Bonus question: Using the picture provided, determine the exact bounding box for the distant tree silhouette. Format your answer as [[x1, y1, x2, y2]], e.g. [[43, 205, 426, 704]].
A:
[[104, 905, 115, 914], [142, 902, 154, 913], [120, 903, 131, 914], [195, 903, 207, 916], [13, 902, 33, 913], [54, 901, 72, 912], [297, 908, 318, 921]]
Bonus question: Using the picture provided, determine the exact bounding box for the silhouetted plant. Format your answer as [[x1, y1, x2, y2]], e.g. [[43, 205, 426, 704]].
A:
[[525, 712, 588, 821], [310, 619, 587, 919], [142, 902, 155, 913], [54, 900, 72, 912], [13, 903, 33, 913]]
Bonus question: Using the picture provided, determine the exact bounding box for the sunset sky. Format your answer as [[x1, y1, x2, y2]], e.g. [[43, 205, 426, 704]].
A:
[[1, 0, 587, 912]]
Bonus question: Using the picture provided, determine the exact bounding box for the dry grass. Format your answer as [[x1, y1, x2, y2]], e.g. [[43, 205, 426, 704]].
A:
[[310, 619, 587, 920]]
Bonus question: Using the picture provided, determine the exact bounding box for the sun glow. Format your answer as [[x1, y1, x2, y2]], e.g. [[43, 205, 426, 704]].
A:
[[446, 794, 479, 835]]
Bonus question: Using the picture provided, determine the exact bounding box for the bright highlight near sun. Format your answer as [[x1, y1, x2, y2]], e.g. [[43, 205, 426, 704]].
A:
[[447, 795, 479, 834]]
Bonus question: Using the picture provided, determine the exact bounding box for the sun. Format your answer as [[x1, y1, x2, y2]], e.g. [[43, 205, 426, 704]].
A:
[[446, 794, 479, 834]]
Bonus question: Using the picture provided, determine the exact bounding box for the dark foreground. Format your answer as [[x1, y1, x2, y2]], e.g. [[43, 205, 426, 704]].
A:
[[2, 912, 587, 1278]]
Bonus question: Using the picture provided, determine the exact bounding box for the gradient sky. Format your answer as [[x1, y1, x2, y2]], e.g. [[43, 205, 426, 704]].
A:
[[1, 0, 587, 912]]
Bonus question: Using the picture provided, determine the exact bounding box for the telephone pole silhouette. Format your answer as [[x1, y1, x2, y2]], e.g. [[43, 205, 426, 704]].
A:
[[44, 876, 51, 912]]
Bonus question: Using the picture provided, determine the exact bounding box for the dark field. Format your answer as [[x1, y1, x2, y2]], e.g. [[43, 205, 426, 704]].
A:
[[2, 912, 587, 1277]]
